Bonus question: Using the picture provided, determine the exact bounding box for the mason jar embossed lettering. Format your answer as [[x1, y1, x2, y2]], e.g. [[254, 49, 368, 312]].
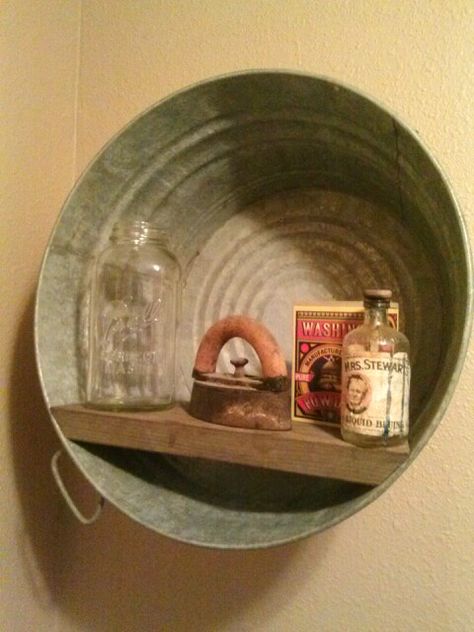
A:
[[86, 220, 181, 410]]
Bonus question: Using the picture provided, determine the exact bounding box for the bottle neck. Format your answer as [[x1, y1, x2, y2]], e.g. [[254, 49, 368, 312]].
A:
[[364, 305, 388, 327]]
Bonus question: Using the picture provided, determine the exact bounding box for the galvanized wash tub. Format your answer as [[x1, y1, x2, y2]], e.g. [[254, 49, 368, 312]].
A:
[[36, 71, 472, 548]]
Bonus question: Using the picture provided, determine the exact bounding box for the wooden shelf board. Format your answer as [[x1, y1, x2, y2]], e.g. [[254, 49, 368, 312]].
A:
[[50, 404, 410, 486]]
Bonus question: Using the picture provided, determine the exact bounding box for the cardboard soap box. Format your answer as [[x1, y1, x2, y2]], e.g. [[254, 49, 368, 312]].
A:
[[292, 302, 399, 426]]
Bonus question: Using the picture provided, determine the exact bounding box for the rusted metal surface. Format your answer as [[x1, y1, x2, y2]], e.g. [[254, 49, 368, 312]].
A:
[[189, 315, 291, 430], [189, 380, 291, 430]]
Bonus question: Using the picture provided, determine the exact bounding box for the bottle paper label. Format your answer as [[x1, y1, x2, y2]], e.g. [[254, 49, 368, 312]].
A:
[[341, 352, 410, 438]]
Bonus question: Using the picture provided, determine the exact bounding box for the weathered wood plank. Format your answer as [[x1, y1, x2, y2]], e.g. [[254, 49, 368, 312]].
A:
[[50, 404, 409, 485]]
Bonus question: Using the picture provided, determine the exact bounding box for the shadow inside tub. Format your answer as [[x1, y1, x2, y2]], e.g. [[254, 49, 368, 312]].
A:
[[76, 441, 371, 514]]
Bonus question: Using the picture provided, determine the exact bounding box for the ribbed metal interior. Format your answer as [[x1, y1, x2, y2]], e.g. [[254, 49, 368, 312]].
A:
[[35, 72, 471, 548]]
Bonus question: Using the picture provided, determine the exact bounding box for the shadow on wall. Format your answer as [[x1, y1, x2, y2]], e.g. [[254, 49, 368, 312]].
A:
[[9, 294, 326, 632]]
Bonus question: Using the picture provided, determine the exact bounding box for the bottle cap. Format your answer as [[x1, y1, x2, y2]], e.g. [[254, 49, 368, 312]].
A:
[[363, 289, 392, 308], [363, 289, 392, 300]]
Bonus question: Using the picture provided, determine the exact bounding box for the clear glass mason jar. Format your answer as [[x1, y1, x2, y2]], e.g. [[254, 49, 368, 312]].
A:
[[86, 220, 181, 410], [340, 289, 411, 447]]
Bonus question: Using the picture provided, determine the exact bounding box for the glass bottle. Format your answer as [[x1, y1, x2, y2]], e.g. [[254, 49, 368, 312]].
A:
[[86, 220, 181, 410], [340, 289, 410, 447]]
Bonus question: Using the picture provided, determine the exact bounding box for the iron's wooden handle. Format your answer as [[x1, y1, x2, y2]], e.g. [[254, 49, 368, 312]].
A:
[[193, 315, 288, 388]]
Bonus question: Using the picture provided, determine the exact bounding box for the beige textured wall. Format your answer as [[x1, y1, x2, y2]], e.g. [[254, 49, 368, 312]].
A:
[[1, 1, 81, 629], [2, 1, 473, 631]]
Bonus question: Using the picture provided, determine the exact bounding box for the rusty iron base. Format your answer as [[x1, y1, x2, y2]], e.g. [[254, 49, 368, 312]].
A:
[[189, 379, 292, 430]]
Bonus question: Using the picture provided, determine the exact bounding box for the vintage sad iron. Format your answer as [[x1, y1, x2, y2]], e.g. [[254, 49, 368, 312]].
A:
[[189, 315, 291, 430]]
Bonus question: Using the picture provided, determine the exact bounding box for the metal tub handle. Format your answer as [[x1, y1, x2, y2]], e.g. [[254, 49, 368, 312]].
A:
[[51, 450, 105, 525]]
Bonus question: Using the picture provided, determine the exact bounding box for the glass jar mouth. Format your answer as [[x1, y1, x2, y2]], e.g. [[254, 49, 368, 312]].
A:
[[111, 220, 168, 244]]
